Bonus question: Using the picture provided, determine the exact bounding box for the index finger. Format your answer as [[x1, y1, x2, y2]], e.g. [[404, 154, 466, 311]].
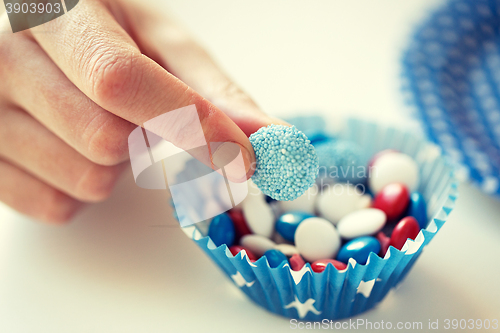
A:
[[28, 0, 254, 180]]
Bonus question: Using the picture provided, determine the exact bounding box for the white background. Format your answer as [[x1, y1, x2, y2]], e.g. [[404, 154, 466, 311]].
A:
[[1, 0, 500, 332]]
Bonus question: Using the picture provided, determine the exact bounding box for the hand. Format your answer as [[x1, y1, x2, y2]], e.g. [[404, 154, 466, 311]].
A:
[[0, 0, 284, 223]]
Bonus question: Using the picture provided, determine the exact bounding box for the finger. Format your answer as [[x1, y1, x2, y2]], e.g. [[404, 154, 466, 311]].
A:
[[116, 2, 288, 136], [0, 28, 136, 166], [0, 158, 83, 224], [28, 0, 254, 181], [0, 106, 125, 202]]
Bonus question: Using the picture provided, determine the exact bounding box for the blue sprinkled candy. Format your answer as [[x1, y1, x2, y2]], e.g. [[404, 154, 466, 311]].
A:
[[249, 125, 319, 201], [314, 139, 364, 183]]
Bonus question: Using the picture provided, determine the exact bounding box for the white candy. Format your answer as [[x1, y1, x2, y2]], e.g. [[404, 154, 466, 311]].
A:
[[240, 235, 276, 257], [357, 194, 372, 210], [273, 244, 299, 256], [279, 185, 318, 214], [369, 152, 419, 194], [336, 208, 386, 239], [294, 217, 341, 262], [316, 184, 366, 224], [242, 197, 275, 238]]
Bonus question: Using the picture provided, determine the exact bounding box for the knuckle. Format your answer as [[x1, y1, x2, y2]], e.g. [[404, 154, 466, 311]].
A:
[[79, 42, 142, 108], [216, 81, 252, 104], [82, 113, 132, 165], [75, 163, 122, 202]]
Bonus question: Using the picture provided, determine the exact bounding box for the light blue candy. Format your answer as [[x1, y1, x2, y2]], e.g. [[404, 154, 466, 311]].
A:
[[276, 212, 315, 242], [249, 125, 319, 201], [208, 213, 235, 247], [336, 236, 380, 265], [314, 139, 364, 184], [408, 192, 427, 229], [285, 115, 327, 141], [263, 249, 288, 268]]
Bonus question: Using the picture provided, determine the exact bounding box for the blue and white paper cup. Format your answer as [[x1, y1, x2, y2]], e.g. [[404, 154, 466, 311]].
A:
[[177, 118, 458, 321]]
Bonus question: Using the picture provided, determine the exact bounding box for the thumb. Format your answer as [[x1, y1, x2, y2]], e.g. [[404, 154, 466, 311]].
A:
[[29, 0, 255, 182], [117, 1, 289, 136]]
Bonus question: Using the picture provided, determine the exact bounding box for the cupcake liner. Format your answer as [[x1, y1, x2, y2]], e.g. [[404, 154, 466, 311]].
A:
[[177, 118, 458, 320], [402, 0, 500, 198]]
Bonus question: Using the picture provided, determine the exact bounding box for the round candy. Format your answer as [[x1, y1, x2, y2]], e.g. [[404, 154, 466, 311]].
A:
[[390, 216, 420, 250], [294, 217, 341, 262], [314, 139, 365, 183], [208, 213, 235, 247], [373, 183, 410, 221], [368, 149, 399, 169], [316, 184, 369, 224], [337, 208, 386, 239], [369, 151, 419, 194], [279, 185, 318, 214], [242, 197, 275, 238], [276, 211, 315, 241], [240, 234, 276, 257], [263, 249, 288, 268], [227, 209, 252, 239], [336, 236, 381, 265], [289, 253, 306, 271], [375, 231, 391, 257], [311, 259, 347, 273], [249, 125, 319, 201], [408, 192, 427, 229], [229, 245, 257, 261], [273, 243, 299, 256]]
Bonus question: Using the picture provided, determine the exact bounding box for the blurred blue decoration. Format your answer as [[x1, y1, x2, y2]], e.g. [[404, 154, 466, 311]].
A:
[[402, 0, 500, 197]]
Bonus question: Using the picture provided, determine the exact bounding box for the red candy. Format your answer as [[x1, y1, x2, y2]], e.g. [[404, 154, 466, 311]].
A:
[[373, 183, 410, 221], [227, 209, 252, 239], [311, 259, 347, 272], [289, 254, 306, 271], [376, 231, 391, 257], [389, 216, 420, 250], [229, 245, 257, 261]]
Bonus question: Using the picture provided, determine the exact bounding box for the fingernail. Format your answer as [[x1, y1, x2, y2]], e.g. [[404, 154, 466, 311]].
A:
[[212, 142, 253, 182]]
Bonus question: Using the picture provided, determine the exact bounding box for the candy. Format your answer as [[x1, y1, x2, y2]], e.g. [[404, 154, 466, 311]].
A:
[[240, 234, 276, 257], [294, 217, 341, 262], [336, 208, 386, 239], [289, 254, 306, 271], [276, 211, 315, 241], [311, 259, 347, 272], [273, 243, 299, 256], [376, 231, 391, 257], [315, 139, 365, 183], [263, 249, 288, 268], [208, 213, 235, 247], [279, 185, 318, 215], [373, 183, 410, 221], [368, 149, 398, 169], [227, 209, 252, 239], [249, 125, 319, 201], [390, 216, 420, 250], [369, 151, 419, 194], [336, 236, 381, 265], [408, 192, 427, 229], [285, 115, 328, 143], [242, 197, 275, 238], [229, 245, 257, 261], [316, 184, 369, 224]]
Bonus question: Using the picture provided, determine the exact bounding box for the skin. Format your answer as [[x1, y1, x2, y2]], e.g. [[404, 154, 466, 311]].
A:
[[0, 0, 285, 224]]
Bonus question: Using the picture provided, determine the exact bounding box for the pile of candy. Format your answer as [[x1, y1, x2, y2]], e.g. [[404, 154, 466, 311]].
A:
[[208, 145, 427, 273]]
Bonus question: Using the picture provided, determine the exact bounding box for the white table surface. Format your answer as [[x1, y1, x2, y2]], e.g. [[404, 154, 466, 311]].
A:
[[1, 1, 500, 332]]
